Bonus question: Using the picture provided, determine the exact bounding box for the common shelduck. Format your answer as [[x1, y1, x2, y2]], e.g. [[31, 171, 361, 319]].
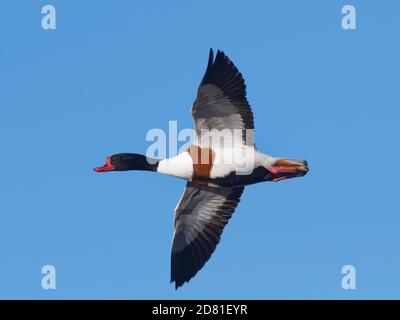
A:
[[94, 49, 309, 289]]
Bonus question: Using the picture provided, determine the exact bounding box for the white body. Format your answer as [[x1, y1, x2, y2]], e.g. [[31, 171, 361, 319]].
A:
[[157, 145, 276, 181]]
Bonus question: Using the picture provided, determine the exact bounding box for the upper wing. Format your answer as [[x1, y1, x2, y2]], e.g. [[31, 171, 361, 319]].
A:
[[171, 182, 244, 289], [191, 49, 255, 146]]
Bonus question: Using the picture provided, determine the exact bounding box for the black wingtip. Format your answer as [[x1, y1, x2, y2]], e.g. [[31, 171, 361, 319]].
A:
[[171, 273, 183, 290], [216, 49, 225, 59], [171, 279, 183, 290], [208, 48, 214, 67]]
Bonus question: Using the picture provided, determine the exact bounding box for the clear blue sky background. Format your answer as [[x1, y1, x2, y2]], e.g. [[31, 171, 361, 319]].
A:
[[1, 0, 399, 299]]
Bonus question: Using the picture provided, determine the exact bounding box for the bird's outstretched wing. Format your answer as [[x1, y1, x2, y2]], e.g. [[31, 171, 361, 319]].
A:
[[191, 49, 255, 145], [171, 182, 244, 289]]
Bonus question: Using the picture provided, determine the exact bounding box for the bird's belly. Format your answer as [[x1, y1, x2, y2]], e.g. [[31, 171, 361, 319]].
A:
[[209, 146, 258, 178], [185, 146, 275, 187]]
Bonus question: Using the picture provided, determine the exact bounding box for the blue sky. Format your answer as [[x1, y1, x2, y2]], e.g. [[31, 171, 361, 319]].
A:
[[0, 0, 399, 299]]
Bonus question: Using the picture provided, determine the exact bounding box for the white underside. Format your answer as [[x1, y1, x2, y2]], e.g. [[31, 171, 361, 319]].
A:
[[157, 145, 276, 181], [210, 146, 275, 178]]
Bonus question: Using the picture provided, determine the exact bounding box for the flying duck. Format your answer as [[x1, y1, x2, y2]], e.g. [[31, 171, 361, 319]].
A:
[[94, 49, 309, 289]]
